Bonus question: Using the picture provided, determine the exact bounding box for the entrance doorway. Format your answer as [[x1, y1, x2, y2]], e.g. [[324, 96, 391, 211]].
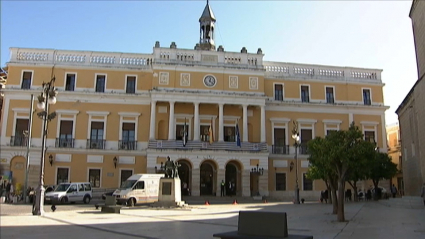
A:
[[177, 159, 191, 196], [200, 161, 216, 196], [225, 161, 241, 196], [250, 173, 259, 196]]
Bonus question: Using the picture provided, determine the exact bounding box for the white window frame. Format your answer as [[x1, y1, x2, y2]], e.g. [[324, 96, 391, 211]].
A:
[[273, 83, 284, 101], [118, 168, 134, 188], [297, 119, 317, 141], [118, 112, 141, 141], [324, 85, 335, 103], [94, 73, 107, 93], [361, 87, 372, 105], [11, 108, 30, 137], [125, 74, 137, 93], [86, 111, 110, 141], [20, 70, 34, 89], [55, 166, 71, 185], [87, 167, 102, 188], [55, 110, 79, 140], [270, 118, 290, 146], [360, 121, 378, 144], [64, 72, 77, 91], [300, 84, 311, 102], [323, 119, 342, 136]]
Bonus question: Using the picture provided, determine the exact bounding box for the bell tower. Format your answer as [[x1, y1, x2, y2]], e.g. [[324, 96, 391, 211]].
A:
[[198, 0, 216, 51]]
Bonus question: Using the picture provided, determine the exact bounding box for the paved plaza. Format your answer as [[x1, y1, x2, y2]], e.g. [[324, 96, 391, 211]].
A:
[[1, 199, 424, 239]]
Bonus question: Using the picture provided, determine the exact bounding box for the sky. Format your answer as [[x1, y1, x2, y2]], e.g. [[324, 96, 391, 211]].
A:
[[0, 0, 418, 125]]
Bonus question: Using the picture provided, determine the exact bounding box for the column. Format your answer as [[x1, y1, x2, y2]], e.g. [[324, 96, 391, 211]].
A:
[[218, 103, 224, 141], [149, 101, 156, 140], [194, 102, 200, 141], [168, 101, 175, 140], [260, 105, 266, 143], [242, 104, 248, 142]]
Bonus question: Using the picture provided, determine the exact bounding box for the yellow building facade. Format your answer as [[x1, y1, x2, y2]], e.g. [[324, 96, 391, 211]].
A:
[[0, 2, 389, 200], [386, 123, 403, 195]]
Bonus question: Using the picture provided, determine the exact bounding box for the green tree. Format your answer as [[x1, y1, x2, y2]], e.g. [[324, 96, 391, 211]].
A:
[[308, 122, 368, 222], [367, 151, 398, 199]]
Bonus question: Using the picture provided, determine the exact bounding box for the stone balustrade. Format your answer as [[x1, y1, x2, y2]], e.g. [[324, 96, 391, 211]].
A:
[[9, 48, 153, 69], [264, 61, 382, 82]]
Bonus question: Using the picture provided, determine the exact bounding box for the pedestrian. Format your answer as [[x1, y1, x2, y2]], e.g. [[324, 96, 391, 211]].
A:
[[421, 183, 425, 206], [220, 180, 225, 197], [5, 181, 11, 203], [182, 182, 188, 195], [391, 184, 397, 198], [320, 191, 324, 203], [323, 189, 328, 203]]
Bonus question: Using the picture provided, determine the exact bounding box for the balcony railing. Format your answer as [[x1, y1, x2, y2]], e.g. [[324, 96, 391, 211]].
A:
[[10, 135, 27, 146], [299, 144, 309, 155], [271, 145, 290, 154], [55, 138, 75, 148], [87, 139, 106, 149], [118, 140, 137, 150]]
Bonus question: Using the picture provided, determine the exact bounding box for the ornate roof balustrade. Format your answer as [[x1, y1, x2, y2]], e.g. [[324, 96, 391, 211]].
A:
[[264, 61, 382, 83]]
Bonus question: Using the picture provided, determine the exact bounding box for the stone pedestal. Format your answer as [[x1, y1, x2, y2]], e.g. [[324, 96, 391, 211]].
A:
[[152, 177, 187, 207]]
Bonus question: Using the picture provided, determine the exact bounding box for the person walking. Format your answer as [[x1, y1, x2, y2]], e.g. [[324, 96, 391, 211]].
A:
[[421, 183, 425, 206], [5, 181, 11, 203], [220, 180, 225, 197], [391, 184, 398, 198]]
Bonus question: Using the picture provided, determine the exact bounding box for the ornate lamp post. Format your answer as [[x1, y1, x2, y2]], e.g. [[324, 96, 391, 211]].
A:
[[291, 121, 300, 204], [32, 77, 57, 216]]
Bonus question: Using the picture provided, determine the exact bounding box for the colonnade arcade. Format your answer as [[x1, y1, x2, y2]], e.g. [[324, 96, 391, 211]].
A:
[[149, 94, 267, 143]]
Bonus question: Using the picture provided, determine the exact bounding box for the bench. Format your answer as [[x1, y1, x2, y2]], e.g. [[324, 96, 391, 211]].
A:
[[96, 196, 121, 214], [213, 211, 313, 239]]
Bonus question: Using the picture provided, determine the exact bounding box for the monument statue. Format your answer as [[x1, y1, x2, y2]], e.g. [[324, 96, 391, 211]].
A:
[[164, 156, 174, 178]]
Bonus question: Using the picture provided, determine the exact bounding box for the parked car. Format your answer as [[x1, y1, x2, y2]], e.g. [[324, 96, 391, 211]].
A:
[[45, 182, 92, 204]]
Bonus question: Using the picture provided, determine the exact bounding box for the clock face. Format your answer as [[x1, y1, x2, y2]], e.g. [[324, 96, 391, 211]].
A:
[[203, 75, 216, 87]]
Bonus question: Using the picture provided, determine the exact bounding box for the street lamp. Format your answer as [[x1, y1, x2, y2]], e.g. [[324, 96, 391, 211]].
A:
[[32, 76, 57, 216], [291, 120, 300, 204]]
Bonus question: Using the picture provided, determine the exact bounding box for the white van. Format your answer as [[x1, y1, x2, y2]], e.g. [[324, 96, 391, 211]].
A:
[[45, 182, 92, 204], [113, 174, 164, 206]]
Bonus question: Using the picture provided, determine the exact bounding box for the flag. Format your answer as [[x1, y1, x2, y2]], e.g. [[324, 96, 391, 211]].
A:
[[183, 118, 188, 147], [236, 120, 241, 147], [209, 118, 214, 144]]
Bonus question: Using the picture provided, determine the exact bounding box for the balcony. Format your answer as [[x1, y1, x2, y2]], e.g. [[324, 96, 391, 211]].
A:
[[55, 138, 75, 148], [118, 140, 137, 150], [87, 139, 106, 150], [299, 144, 308, 155], [271, 145, 290, 155], [10, 135, 27, 147], [148, 140, 268, 152]]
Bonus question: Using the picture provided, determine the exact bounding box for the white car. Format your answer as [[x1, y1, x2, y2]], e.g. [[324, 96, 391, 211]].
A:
[[45, 182, 92, 204]]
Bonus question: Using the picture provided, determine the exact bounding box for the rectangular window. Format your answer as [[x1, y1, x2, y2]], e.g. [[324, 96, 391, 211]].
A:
[[364, 131, 375, 143], [274, 84, 283, 101], [59, 120, 73, 148], [88, 122, 104, 149], [303, 173, 313, 191], [326, 129, 337, 136], [122, 123, 135, 141], [21, 71, 32, 89], [273, 128, 287, 154], [89, 169, 101, 188], [65, 74, 76, 91], [13, 119, 29, 146], [363, 89, 371, 105], [275, 173, 286, 191], [301, 85, 310, 102], [224, 126, 235, 142], [57, 168, 69, 185], [95, 75, 106, 92], [126, 76, 136, 94], [326, 87, 334, 104], [134, 181, 145, 190], [300, 129, 312, 154], [120, 170, 133, 187]]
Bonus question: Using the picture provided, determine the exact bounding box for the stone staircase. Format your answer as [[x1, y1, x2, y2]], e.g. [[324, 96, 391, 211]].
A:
[[379, 196, 424, 209], [148, 140, 268, 152]]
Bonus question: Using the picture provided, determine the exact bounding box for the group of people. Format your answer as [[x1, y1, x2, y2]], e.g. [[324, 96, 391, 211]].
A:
[[0, 179, 14, 203], [220, 180, 236, 197]]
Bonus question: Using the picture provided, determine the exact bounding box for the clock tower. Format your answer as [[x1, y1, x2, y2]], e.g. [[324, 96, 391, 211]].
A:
[[198, 0, 216, 51]]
